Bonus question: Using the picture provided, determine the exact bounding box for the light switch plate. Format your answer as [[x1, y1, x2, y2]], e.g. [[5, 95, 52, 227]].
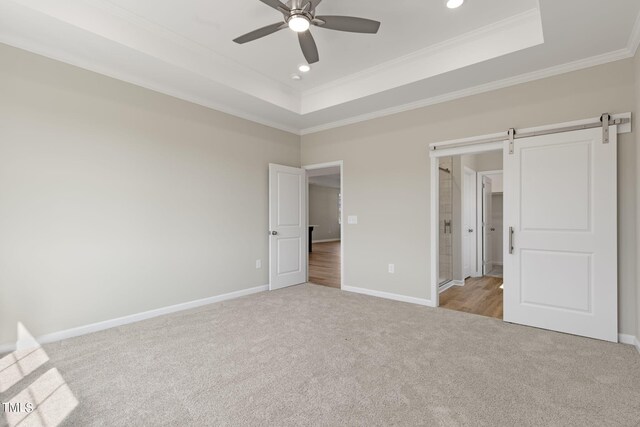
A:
[[255, 259, 262, 269], [388, 264, 395, 274], [348, 215, 358, 225]]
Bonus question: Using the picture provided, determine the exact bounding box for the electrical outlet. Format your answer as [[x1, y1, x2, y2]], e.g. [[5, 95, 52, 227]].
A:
[[255, 259, 262, 269], [348, 215, 358, 224], [388, 264, 395, 274]]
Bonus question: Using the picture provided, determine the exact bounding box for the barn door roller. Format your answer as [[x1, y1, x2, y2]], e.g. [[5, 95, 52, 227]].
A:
[[601, 113, 611, 144]]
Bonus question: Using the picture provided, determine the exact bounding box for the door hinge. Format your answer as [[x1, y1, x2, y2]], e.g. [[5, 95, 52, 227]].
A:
[[508, 128, 516, 154], [601, 113, 610, 144]]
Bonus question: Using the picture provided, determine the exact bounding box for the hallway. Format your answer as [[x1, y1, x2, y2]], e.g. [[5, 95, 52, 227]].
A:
[[309, 241, 341, 288]]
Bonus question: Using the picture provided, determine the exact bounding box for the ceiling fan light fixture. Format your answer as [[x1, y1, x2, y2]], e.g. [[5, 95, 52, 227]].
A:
[[446, 0, 464, 8], [298, 64, 311, 73], [233, 0, 382, 65], [288, 15, 310, 32]]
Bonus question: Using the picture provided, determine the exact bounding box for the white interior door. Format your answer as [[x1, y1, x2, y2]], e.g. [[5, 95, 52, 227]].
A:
[[504, 127, 617, 342], [463, 167, 477, 278], [482, 176, 493, 275], [269, 164, 307, 290]]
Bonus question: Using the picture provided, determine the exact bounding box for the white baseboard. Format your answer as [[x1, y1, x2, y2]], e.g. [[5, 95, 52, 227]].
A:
[[618, 334, 640, 354], [312, 238, 341, 243], [618, 334, 640, 353], [0, 284, 268, 354], [618, 334, 634, 345], [438, 280, 464, 293], [343, 285, 435, 308]]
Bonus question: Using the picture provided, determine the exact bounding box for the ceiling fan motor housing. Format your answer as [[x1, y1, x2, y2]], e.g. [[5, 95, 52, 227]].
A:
[[285, 0, 315, 23]]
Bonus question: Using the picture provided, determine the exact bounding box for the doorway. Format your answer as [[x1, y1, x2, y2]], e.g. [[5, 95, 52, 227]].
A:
[[478, 170, 504, 278], [430, 114, 622, 342], [463, 166, 478, 278], [304, 162, 343, 289], [436, 152, 504, 319]]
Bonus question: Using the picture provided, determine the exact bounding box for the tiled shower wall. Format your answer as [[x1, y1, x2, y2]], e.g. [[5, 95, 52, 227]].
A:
[[439, 157, 453, 284]]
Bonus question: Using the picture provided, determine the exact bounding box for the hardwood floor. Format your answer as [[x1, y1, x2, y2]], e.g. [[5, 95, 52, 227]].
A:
[[439, 276, 503, 319], [309, 241, 341, 289]]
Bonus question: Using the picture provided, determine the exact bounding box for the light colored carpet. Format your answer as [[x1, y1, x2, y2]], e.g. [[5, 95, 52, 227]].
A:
[[3, 284, 640, 426]]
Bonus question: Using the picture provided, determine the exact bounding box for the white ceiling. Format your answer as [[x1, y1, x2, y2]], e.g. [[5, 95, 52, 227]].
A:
[[1, 0, 639, 134], [105, 0, 538, 90]]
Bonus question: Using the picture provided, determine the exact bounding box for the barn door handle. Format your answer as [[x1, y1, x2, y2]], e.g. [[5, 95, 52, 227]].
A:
[[509, 227, 514, 254]]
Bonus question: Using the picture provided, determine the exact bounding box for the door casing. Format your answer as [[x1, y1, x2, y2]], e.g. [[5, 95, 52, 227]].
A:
[[476, 170, 503, 276], [462, 166, 478, 279], [302, 161, 344, 289]]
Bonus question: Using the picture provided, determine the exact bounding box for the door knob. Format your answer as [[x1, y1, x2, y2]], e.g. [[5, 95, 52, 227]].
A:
[[468, 229, 474, 233], [270, 231, 278, 235]]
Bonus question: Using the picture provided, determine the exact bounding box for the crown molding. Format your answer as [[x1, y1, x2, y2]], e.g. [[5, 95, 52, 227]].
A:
[[304, 8, 541, 98], [300, 47, 634, 135], [627, 7, 640, 55], [0, 34, 301, 136], [8, 0, 302, 113], [300, 8, 544, 114], [3, 0, 639, 137]]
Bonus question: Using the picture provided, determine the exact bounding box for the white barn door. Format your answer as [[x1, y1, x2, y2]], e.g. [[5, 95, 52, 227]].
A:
[[269, 164, 307, 290], [504, 127, 617, 342]]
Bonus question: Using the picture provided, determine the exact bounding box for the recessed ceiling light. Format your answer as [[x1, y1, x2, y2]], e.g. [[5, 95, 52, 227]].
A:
[[298, 64, 311, 73], [291, 74, 302, 80], [288, 15, 310, 32], [446, 0, 464, 8]]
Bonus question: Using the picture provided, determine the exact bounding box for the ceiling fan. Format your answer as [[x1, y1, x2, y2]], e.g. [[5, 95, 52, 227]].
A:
[[233, 0, 381, 64]]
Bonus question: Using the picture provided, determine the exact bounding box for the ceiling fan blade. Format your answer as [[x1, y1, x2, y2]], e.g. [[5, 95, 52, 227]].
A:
[[259, 0, 290, 14], [314, 16, 381, 34], [233, 22, 287, 44], [298, 31, 319, 64]]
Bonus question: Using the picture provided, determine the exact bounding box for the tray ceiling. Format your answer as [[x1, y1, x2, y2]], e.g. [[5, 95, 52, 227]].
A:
[[1, 0, 639, 134]]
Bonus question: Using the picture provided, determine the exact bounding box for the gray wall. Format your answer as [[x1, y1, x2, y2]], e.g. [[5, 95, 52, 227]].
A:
[[462, 151, 503, 173], [0, 44, 300, 343], [309, 184, 341, 241], [1, 41, 638, 345], [301, 58, 638, 335]]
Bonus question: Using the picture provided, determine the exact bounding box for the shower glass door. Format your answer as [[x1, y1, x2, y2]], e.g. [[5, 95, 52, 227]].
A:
[[438, 157, 453, 286]]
